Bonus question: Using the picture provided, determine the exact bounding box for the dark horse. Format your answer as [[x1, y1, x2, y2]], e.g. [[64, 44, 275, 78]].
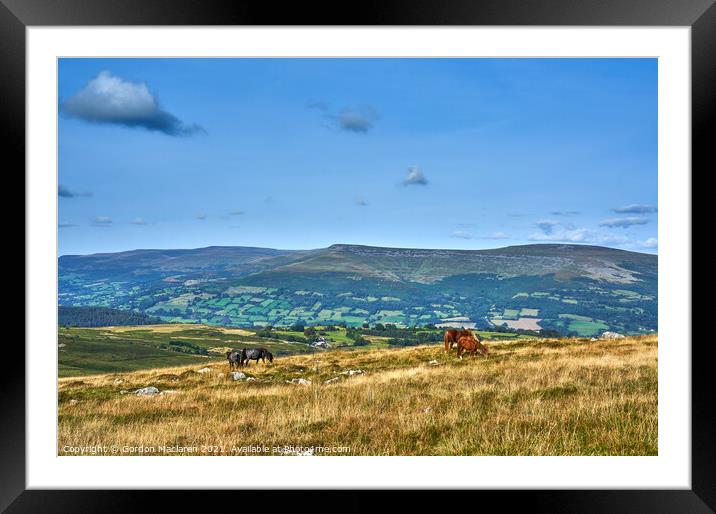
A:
[[241, 348, 274, 366], [226, 350, 243, 370]]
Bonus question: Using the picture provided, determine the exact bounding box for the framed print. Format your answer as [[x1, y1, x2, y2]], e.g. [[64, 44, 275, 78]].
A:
[[4, 0, 713, 511]]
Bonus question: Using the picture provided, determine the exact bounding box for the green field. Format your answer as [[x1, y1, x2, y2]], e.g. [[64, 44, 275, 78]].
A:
[[557, 314, 609, 336], [520, 308, 540, 317]]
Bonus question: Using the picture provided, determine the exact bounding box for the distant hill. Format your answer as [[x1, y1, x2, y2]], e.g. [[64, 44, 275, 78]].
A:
[[59, 306, 163, 327], [58, 243, 657, 336]]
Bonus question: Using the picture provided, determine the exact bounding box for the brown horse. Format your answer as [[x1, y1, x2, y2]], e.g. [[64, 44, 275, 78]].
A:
[[456, 334, 489, 359], [444, 329, 482, 353]]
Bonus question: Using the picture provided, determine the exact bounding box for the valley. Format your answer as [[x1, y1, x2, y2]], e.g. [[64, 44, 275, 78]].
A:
[[59, 243, 657, 336]]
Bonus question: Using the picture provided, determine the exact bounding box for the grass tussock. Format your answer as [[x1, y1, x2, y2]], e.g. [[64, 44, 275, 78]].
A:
[[58, 335, 657, 456]]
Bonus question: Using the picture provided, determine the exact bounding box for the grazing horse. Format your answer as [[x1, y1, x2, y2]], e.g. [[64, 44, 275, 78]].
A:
[[241, 348, 274, 366], [444, 329, 482, 353], [456, 335, 489, 359], [226, 350, 243, 370]]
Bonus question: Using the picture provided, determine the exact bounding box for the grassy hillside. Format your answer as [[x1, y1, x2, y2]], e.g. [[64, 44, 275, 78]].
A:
[[58, 324, 528, 377], [58, 334, 657, 456], [58, 324, 318, 377]]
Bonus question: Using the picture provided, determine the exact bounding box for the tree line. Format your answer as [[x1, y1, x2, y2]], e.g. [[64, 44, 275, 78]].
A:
[[58, 306, 163, 327]]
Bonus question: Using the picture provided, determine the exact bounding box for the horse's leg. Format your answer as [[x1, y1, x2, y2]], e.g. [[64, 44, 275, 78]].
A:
[[457, 346, 463, 360]]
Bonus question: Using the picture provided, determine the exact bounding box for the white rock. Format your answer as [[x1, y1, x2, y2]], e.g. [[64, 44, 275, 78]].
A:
[[340, 369, 364, 376], [197, 367, 212, 374], [230, 371, 247, 381], [58, 343, 66, 348], [69, 399, 78, 405], [601, 331, 625, 340], [246, 377, 257, 382], [135, 386, 160, 396], [324, 377, 341, 384], [120, 390, 129, 395], [113, 378, 124, 385], [428, 360, 439, 366], [287, 378, 312, 386]]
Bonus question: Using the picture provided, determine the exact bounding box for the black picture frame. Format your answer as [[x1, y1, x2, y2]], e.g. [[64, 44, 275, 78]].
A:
[[3, 0, 711, 511]]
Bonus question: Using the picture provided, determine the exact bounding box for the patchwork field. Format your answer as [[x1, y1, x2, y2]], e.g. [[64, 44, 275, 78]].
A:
[[59, 244, 658, 335], [58, 334, 658, 456], [492, 317, 543, 331]]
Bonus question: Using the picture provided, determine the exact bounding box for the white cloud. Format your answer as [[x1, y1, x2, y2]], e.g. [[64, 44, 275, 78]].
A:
[[335, 108, 377, 133], [131, 217, 147, 225], [402, 166, 428, 186], [529, 225, 636, 247], [480, 231, 509, 240], [639, 237, 658, 249], [58, 184, 92, 198], [529, 227, 591, 243], [450, 230, 472, 239], [91, 216, 112, 227], [535, 219, 559, 235], [599, 216, 649, 228], [310, 102, 378, 133], [61, 71, 204, 136], [550, 210, 580, 216], [612, 204, 657, 214]]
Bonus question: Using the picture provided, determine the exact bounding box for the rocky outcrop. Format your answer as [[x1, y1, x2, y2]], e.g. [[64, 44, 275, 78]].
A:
[[601, 331, 625, 340], [135, 386, 160, 396]]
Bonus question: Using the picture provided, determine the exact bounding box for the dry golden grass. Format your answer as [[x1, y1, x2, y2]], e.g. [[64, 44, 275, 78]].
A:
[[58, 335, 657, 456]]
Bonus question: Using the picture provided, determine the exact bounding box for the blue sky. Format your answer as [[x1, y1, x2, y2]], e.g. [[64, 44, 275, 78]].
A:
[[58, 58, 657, 256]]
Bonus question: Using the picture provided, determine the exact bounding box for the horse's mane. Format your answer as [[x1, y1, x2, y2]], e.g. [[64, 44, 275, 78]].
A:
[[459, 329, 478, 340]]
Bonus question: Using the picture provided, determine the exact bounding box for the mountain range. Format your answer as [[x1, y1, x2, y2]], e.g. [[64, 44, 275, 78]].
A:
[[59, 243, 657, 336]]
